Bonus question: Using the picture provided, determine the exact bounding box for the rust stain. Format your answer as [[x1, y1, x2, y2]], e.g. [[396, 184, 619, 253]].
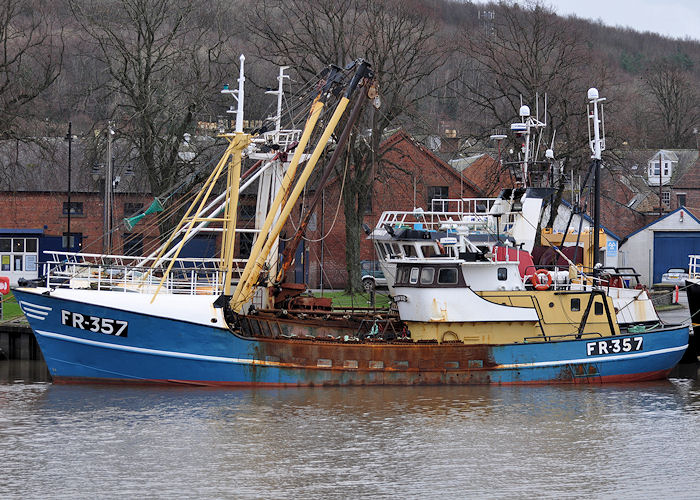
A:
[[238, 312, 502, 385]]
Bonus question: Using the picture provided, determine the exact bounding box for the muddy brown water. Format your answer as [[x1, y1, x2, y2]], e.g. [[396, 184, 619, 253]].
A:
[[1, 360, 699, 498]]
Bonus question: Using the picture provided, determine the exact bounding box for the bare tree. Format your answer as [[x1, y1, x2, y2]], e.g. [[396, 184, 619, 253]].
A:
[[249, 0, 448, 291], [643, 58, 700, 148], [455, 1, 597, 231], [0, 0, 63, 138], [70, 0, 232, 200]]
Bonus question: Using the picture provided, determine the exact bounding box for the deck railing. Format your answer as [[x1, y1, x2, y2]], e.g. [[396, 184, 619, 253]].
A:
[[689, 255, 700, 279], [41, 250, 248, 296], [376, 201, 517, 235]]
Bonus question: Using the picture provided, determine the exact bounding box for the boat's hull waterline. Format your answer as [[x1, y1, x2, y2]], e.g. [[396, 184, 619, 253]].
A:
[[15, 288, 688, 386]]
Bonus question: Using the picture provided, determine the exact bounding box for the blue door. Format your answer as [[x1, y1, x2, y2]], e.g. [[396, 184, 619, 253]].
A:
[[653, 231, 700, 283]]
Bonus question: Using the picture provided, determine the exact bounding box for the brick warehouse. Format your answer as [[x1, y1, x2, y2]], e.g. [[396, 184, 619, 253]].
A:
[[299, 130, 496, 289]]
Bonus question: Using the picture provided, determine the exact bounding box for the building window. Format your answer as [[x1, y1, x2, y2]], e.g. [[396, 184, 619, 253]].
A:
[[62, 232, 81, 249], [239, 204, 256, 220], [648, 161, 659, 176], [364, 191, 373, 214], [123, 233, 143, 256], [662, 191, 670, 207], [428, 186, 449, 211], [63, 202, 83, 215], [0, 237, 38, 273], [239, 233, 254, 258], [124, 202, 144, 217], [677, 193, 687, 207]]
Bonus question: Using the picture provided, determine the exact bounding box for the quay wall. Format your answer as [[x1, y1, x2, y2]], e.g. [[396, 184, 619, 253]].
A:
[[0, 324, 43, 360]]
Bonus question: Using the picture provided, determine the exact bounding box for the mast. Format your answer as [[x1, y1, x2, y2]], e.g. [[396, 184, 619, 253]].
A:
[[587, 87, 606, 277], [149, 55, 251, 302], [231, 60, 372, 312], [276, 74, 374, 283], [510, 95, 546, 188]]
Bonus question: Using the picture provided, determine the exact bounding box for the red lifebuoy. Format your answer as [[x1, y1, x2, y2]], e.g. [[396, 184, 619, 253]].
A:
[[530, 269, 552, 290]]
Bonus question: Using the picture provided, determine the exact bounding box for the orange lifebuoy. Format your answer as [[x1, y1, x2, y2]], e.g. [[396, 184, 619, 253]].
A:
[[531, 269, 552, 290]]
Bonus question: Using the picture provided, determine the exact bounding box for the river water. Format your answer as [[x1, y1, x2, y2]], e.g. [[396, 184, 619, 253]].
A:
[[1, 361, 699, 499]]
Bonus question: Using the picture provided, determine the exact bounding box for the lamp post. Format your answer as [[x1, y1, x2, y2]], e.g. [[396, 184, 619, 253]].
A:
[[105, 122, 114, 254], [65, 122, 72, 250]]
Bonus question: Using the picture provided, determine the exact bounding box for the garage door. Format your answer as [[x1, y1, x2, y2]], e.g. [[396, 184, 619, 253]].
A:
[[653, 231, 700, 283]]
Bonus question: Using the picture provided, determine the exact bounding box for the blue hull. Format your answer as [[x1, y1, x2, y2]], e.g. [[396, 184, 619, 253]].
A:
[[14, 289, 689, 386]]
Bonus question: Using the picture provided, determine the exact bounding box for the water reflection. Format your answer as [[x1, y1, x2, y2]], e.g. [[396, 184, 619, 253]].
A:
[[1, 361, 699, 498]]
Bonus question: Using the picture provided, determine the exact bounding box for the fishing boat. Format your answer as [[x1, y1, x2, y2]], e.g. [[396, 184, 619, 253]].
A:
[[682, 255, 700, 362], [371, 96, 660, 329], [13, 60, 688, 385]]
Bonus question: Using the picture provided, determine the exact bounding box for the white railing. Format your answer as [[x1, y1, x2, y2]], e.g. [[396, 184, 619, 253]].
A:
[[41, 251, 249, 296], [376, 201, 517, 235], [689, 255, 700, 279]]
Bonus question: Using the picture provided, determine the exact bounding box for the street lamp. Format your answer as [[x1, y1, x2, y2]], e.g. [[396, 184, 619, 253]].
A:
[[64, 122, 73, 250]]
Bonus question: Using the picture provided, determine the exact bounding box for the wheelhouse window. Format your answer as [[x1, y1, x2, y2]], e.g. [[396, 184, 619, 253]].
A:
[[594, 302, 604, 315], [402, 244, 416, 257], [409, 267, 419, 284], [571, 298, 581, 312], [421, 244, 437, 258], [396, 266, 410, 284], [420, 267, 435, 284], [438, 267, 458, 284], [497, 267, 507, 281]]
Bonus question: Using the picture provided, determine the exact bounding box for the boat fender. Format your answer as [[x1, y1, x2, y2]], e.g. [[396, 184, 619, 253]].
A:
[[531, 269, 552, 290]]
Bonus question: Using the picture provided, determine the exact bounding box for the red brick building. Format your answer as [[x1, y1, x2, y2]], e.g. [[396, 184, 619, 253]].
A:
[[299, 130, 490, 288], [0, 138, 156, 284]]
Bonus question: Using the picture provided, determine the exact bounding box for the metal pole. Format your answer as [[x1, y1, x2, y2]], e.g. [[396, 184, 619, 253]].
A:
[[589, 91, 602, 277], [66, 122, 72, 250], [593, 157, 600, 272], [105, 121, 114, 254], [659, 150, 663, 216], [320, 189, 325, 292]]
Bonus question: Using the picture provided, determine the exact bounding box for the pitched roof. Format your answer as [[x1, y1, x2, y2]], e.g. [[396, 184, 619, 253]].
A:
[[623, 206, 700, 241], [379, 129, 486, 195], [0, 137, 151, 193]]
